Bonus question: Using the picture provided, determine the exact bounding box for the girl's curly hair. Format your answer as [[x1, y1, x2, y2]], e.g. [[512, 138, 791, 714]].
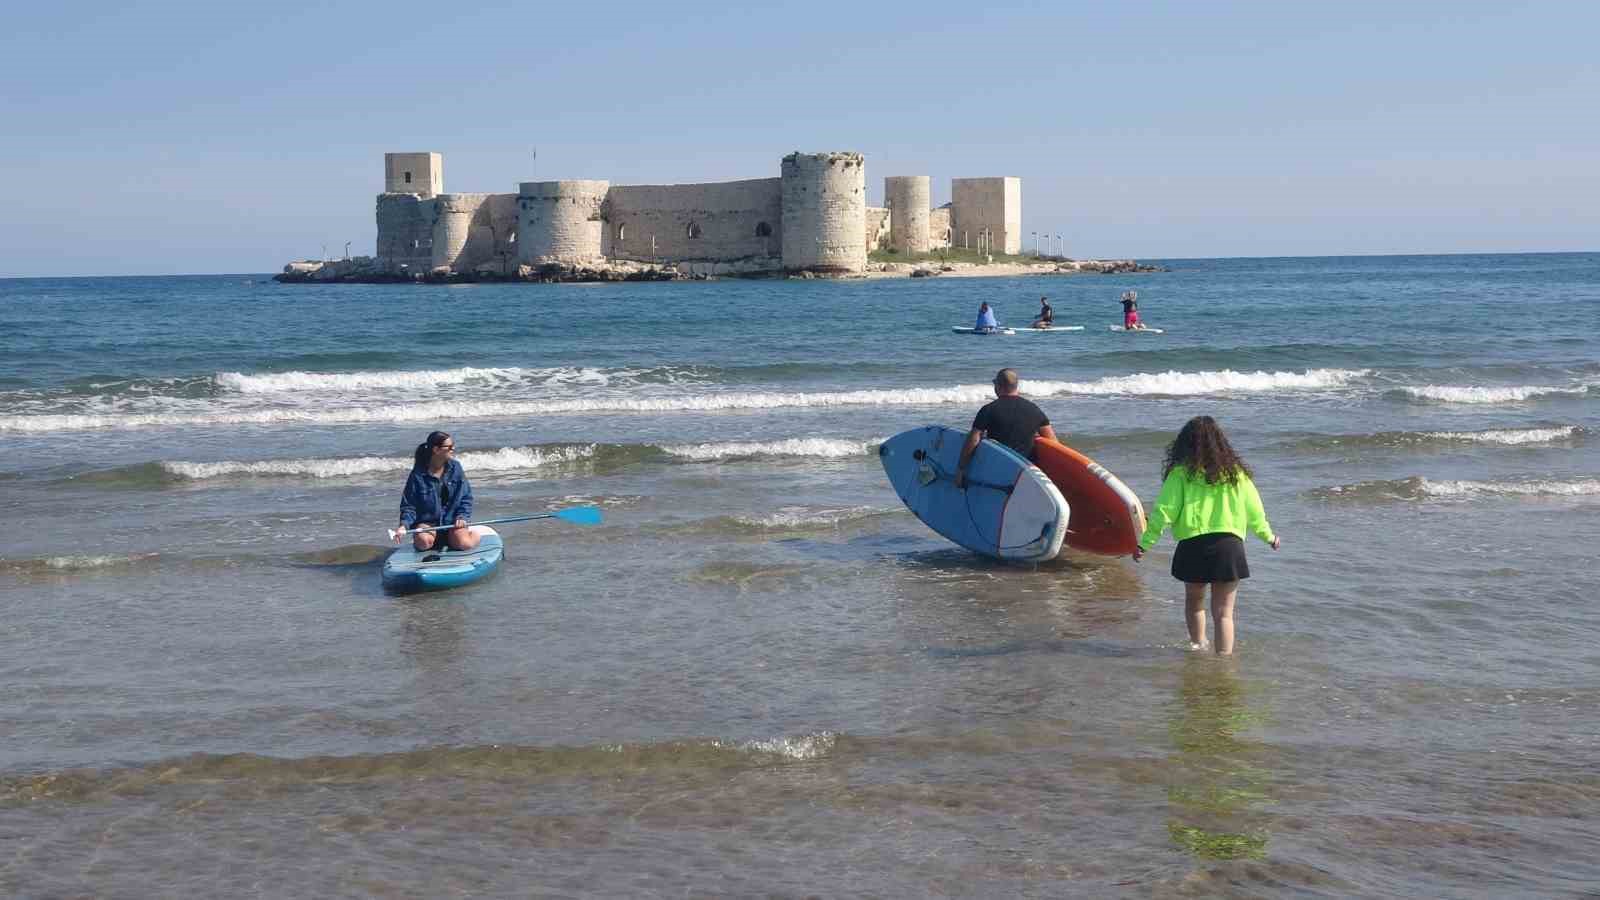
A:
[[1161, 415, 1252, 484]]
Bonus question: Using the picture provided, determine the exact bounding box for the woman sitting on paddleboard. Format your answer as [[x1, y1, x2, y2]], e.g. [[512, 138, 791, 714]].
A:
[[1132, 416, 1280, 655], [396, 431, 479, 552]]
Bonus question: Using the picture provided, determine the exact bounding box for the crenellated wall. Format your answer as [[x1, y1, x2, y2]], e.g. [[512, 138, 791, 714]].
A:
[[371, 150, 1007, 276], [884, 176, 931, 254], [518, 180, 609, 265], [951, 177, 1021, 254], [605, 178, 782, 265], [780, 152, 866, 273]]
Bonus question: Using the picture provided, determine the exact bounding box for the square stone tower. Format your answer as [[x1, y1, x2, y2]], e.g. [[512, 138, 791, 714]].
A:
[[951, 177, 1021, 255], [385, 152, 443, 199]]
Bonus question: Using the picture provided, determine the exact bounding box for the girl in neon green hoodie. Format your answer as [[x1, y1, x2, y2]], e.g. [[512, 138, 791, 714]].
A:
[[1134, 416, 1281, 655]]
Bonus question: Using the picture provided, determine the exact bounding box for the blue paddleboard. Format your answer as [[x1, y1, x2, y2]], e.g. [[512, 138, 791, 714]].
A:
[[382, 525, 503, 593], [879, 426, 1069, 562]]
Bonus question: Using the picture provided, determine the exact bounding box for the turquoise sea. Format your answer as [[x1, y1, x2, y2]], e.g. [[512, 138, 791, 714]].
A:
[[2, 253, 1598, 897]]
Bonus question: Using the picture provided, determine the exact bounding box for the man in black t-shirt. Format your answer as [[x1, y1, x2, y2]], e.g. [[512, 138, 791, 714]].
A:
[[954, 368, 1058, 488]]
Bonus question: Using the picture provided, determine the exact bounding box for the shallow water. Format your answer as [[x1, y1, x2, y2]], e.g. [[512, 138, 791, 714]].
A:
[[3, 254, 1599, 897]]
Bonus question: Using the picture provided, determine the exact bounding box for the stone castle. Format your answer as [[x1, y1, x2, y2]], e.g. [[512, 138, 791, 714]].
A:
[[369, 151, 1022, 278]]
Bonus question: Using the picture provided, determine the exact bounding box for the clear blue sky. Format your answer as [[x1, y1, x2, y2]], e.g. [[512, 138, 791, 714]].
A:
[[3, 1, 1595, 276]]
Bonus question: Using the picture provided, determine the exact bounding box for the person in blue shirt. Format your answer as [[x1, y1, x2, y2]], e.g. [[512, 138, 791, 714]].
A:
[[975, 302, 1000, 333], [395, 430, 479, 552]]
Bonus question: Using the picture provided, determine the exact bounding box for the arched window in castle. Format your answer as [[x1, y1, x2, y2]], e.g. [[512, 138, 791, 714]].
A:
[[755, 222, 772, 237], [404, 172, 412, 184], [943, 228, 952, 242], [686, 222, 702, 239], [617, 224, 626, 242]]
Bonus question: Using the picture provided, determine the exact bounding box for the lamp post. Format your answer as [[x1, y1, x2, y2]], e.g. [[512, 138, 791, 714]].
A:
[[1032, 231, 1038, 256], [344, 241, 351, 260]]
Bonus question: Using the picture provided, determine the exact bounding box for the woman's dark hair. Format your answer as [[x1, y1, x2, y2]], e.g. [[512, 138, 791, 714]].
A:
[[413, 431, 451, 470], [1161, 416, 1252, 484]]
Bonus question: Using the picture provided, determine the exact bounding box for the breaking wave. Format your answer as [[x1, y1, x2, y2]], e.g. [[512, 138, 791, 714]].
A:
[[1310, 475, 1600, 502], [1396, 384, 1594, 404], [213, 365, 697, 394], [0, 368, 1371, 433], [1290, 425, 1586, 451], [661, 437, 882, 461]]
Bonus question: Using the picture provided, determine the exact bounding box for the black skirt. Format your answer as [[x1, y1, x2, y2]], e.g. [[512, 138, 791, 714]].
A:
[[1171, 532, 1250, 583]]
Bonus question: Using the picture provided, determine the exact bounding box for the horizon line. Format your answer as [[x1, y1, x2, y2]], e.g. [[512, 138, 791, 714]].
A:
[[2, 248, 1595, 281]]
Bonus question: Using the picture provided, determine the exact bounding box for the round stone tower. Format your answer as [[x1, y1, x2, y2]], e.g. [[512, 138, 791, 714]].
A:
[[430, 194, 480, 271], [517, 180, 609, 265], [780, 152, 866, 273], [884, 175, 931, 255]]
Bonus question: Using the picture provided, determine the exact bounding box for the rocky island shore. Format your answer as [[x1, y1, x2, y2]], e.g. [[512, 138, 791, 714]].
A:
[[274, 256, 1160, 285]]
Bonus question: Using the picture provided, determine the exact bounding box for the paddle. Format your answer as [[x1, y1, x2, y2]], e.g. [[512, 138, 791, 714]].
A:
[[387, 506, 603, 540]]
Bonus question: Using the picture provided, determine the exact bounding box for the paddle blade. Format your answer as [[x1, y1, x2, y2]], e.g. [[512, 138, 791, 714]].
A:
[[553, 505, 603, 526]]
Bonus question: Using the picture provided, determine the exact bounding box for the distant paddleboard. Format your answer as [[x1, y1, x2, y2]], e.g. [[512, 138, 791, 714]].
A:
[[1017, 325, 1085, 333], [382, 525, 503, 593], [1031, 439, 1145, 555], [879, 426, 1068, 562], [1109, 325, 1164, 334], [952, 326, 1016, 335]]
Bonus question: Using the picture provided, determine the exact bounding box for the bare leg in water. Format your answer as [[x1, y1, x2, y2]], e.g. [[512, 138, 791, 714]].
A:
[[1210, 580, 1240, 655], [1184, 583, 1209, 650]]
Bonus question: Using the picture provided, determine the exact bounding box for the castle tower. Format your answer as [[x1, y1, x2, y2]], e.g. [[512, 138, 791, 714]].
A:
[[780, 152, 866, 273], [951, 177, 1022, 255], [517, 180, 609, 265], [385, 152, 442, 199], [884, 176, 931, 254]]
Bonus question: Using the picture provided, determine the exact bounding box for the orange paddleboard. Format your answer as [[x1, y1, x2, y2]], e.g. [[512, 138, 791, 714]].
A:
[[1032, 438, 1146, 555]]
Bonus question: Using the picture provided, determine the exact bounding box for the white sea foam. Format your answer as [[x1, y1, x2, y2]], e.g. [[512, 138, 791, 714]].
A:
[[734, 506, 891, 528], [1419, 478, 1600, 498], [161, 445, 599, 481], [1421, 426, 1581, 445], [662, 437, 882, 461], [1029, 367, 1368, 397], [736, 731, 838, 760], [1403, 384, 1580, 404], [0, 369, 1368, 433], [215, 366, 609, 393]]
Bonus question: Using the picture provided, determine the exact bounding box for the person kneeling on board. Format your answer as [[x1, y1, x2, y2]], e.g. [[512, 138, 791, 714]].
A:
[[1032, 296, 1054, 328], [396, 430, 479, 552], [974, 302, 1001, 334], [955, 368, 1058, 488]]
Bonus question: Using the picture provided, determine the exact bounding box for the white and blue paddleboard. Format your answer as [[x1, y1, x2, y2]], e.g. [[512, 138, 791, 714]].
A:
[[952, 326, 1015, 335], [1017, 325, 1084, 333], [879, 426, 1069, 562], [1108, 325, 1164, 334], [382, 525, 503, 593]]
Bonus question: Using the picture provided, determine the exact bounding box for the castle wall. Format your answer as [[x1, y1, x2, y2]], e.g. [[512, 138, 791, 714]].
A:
[[865, 207, 889, 251], [429, 193, 518, 273], [780, 152, 866, 273], [385, 152, 442, 199], [376, 193, 433, 273], [951, 177, 1021, 254], [604, 178, 782, 265], [929, 206, 952, 249], [884, 176, 931, 254], [518, 180, 609, 265]]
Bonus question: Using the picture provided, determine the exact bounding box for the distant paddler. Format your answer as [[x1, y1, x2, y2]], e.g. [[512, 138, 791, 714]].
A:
[[974, 302, 1001, 334], [1031, 296, 1055, 328]]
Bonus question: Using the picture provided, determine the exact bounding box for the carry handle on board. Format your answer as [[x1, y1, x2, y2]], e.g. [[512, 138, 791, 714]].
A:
[[388, 506, 603, 540]]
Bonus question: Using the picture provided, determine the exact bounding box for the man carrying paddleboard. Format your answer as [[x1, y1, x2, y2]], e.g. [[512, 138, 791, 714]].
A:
[[396, 430, 479, 552], [954, 368, 1058, 488]]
